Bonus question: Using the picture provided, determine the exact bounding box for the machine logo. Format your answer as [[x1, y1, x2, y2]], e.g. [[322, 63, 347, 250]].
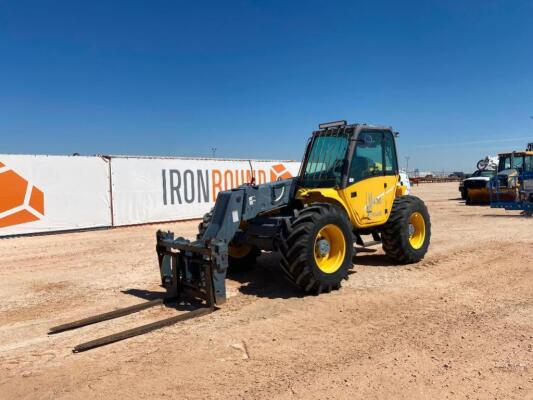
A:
[[0, 161, 45, 228], [270, 163, 293, 182]]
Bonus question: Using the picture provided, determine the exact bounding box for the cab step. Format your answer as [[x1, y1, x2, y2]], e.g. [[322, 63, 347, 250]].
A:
[[354, 231, 382, 248]]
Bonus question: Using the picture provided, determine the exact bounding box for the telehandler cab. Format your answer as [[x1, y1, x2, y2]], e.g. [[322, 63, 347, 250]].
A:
[[50, 120, 431, 352]]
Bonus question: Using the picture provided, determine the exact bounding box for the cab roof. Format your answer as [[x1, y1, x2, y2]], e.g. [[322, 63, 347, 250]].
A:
[[312, 122, 394, 138], [498, 151, 533, 157]]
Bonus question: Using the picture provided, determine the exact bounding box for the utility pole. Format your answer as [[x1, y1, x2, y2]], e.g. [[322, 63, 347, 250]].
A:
[[211, 147, 217, 158], [405, 156, 410, 174]]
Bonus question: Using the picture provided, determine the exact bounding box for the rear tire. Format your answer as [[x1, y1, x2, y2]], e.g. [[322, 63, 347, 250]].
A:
[[279, 203, 353, 294], [197, 209, 260, 272], [382, 195, 431, 264]]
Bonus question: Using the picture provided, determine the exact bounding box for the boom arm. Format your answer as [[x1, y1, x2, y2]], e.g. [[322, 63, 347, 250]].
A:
[[156, 178, 297, 304]]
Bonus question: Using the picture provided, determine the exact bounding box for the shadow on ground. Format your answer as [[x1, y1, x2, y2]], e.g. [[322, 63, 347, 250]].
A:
[[235, 247, 399, 298], [122, 288, 166, 301], [121, 288, 203, 311], [122, 248, 399, 303], [232, 252, 304, 300], [354, 253, 397, 267], [482, 213, 531, 218]]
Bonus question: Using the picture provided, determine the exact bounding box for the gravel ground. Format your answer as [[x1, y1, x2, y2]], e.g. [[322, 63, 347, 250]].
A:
[[0, 182, 531, 399]]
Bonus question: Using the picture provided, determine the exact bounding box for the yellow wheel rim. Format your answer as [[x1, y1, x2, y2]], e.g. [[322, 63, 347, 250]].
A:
[[408, 212, 426, 250], [229, 243, 253, 259], [314, 224, 346, 274]]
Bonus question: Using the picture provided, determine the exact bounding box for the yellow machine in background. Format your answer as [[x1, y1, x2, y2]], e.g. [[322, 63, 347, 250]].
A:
[[490, 147, 533, 216]]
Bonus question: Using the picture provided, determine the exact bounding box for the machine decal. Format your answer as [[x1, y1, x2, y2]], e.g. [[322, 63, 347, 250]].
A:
[[365, 186, 395, 217]]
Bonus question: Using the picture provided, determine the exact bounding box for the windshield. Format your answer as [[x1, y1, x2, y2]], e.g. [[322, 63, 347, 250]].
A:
[[300, 133, 349, 188], [499, 155, 524, 172], [479, 170, 495, 177]]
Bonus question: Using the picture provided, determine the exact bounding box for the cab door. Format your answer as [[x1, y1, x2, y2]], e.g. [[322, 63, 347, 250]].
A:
[[341, 130, 399, 227]]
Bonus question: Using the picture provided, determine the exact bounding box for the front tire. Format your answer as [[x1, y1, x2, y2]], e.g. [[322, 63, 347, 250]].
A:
[[465, 189, 474, 205], [382, 195, 431, 264], [279, 203, 353, 294]]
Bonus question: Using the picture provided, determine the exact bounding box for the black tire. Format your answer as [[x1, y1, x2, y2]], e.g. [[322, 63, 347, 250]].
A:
[[197, 209, 260, 272], [460, 188, 467, 200], [465, 189, 472, 205], [279, 203, 353, 294], [382, 195, 431, 264]]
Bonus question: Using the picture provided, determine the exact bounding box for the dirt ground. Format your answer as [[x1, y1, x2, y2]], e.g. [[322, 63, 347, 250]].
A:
[[0, 182, 531, 400]]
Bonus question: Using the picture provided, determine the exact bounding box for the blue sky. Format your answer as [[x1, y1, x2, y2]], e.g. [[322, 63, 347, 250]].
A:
[[1, 1, 532, 172]]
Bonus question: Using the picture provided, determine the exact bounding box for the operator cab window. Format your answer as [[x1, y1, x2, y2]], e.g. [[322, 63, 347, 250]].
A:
[[525, 156, 533, 172], [499, 155, 524, 172], [514, 157, 524, 171], [349, 131, 383, 183], [500, 156, 511, 171], [300, 133, 349, 188], [384, 131, 398, 175]]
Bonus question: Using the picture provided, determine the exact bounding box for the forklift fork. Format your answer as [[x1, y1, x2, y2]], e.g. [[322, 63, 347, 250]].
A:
[[49, 233, 220, 353]]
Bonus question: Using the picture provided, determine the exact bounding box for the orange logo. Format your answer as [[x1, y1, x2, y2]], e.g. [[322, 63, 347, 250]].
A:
[[0, 161, 45, 228], [270, 163, 293, 182]]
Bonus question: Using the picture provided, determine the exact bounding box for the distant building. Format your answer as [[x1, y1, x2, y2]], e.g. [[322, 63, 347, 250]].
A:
[[410, 169, 434, 178]]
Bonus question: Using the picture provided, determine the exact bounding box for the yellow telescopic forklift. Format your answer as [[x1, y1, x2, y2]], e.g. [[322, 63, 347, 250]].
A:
[[51, 120, 431, 352]]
